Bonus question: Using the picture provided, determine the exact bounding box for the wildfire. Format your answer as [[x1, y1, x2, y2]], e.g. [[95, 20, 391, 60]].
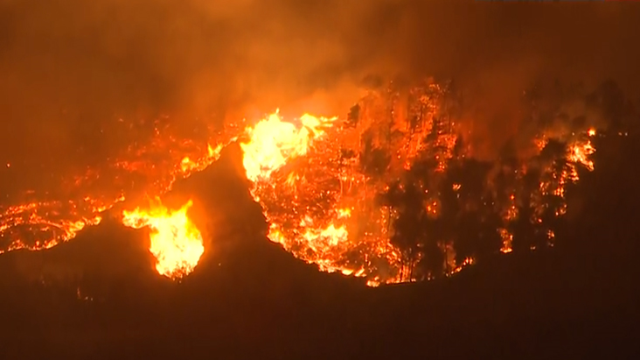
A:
[[236, 86, 458, 284], [233, 81, 601, 284], [238, 111, 387, 277], [0, 79, 607, 286], [122, 198, 204, 279]]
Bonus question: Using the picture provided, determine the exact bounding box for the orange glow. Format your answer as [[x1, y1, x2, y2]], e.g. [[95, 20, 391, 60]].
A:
[[122, 198, 204, 279]]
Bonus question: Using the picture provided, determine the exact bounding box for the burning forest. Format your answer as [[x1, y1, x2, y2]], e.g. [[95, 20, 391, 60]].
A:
[[236, 79, 608, 286], [0, 78, 631, 285], [2, 1, 640, 358]]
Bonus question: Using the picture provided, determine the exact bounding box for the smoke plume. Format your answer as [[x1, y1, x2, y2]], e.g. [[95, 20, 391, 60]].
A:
[[1, 0, 639, 190]]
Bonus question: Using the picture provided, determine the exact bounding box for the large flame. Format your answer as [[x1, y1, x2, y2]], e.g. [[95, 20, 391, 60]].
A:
[[122, 199, 204, 279], [240, 110, 337, 183]]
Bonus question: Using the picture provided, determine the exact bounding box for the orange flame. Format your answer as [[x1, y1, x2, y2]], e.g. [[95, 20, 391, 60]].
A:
[[240, 110, 337, 183], [122, 198, 204, 279]]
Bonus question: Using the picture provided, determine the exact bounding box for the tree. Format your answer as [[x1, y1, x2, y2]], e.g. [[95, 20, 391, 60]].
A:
[[511, 204, 538, 252], [454, 211, 482, 264], [511, 167, 542, 252], [346, 104, 360, 129], [388, 182, 428, 280], [360, 130, 391, 178], [476, 195, 504, 260], [417, 220, 446, 280], [448, 159, 502, 264]]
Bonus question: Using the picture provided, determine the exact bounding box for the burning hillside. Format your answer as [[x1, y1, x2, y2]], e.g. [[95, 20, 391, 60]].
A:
[[0, 79, 624, 284], [235, 80, 602, 285]]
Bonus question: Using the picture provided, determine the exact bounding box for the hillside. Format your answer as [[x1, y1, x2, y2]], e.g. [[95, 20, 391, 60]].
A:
[[0, 135, 639, 360]]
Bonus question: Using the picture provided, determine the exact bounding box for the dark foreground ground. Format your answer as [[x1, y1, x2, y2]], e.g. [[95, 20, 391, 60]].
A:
[[1, 138, 640, 360]]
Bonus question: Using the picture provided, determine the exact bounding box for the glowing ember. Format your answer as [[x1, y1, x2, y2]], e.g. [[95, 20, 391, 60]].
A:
[[0, 197, 119, 254], [122, 198, 204, 279]]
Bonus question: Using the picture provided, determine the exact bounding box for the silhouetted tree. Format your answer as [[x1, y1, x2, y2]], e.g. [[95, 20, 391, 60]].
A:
[[346, 104, 360, 128], [511, 204, 537, 252], [449, 159, 502, 264], [417, 223, 446, 279], [360, 130, 391, 178], [454, 211, 482, 264], [477, 195, 504, 260], [511, 166, 542, 252], [395, 182, 431, 278]]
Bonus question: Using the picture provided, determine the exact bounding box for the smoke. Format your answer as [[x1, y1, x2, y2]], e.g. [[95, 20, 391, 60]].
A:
[[1, 0, 639, 185]]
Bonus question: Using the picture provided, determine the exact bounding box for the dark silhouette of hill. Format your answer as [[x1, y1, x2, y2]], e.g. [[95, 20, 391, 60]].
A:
[[1, 135, 640, 360]]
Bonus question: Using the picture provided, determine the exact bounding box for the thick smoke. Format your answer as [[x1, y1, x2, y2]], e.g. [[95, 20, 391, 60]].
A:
[[1, 0, 639, 191]]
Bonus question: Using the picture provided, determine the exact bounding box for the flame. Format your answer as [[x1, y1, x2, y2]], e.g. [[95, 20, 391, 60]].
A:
[[122, 198, 204, 279], [452, 257, 475, 274], [568, 140, 595, 172], [240, 110, 337, 183]]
